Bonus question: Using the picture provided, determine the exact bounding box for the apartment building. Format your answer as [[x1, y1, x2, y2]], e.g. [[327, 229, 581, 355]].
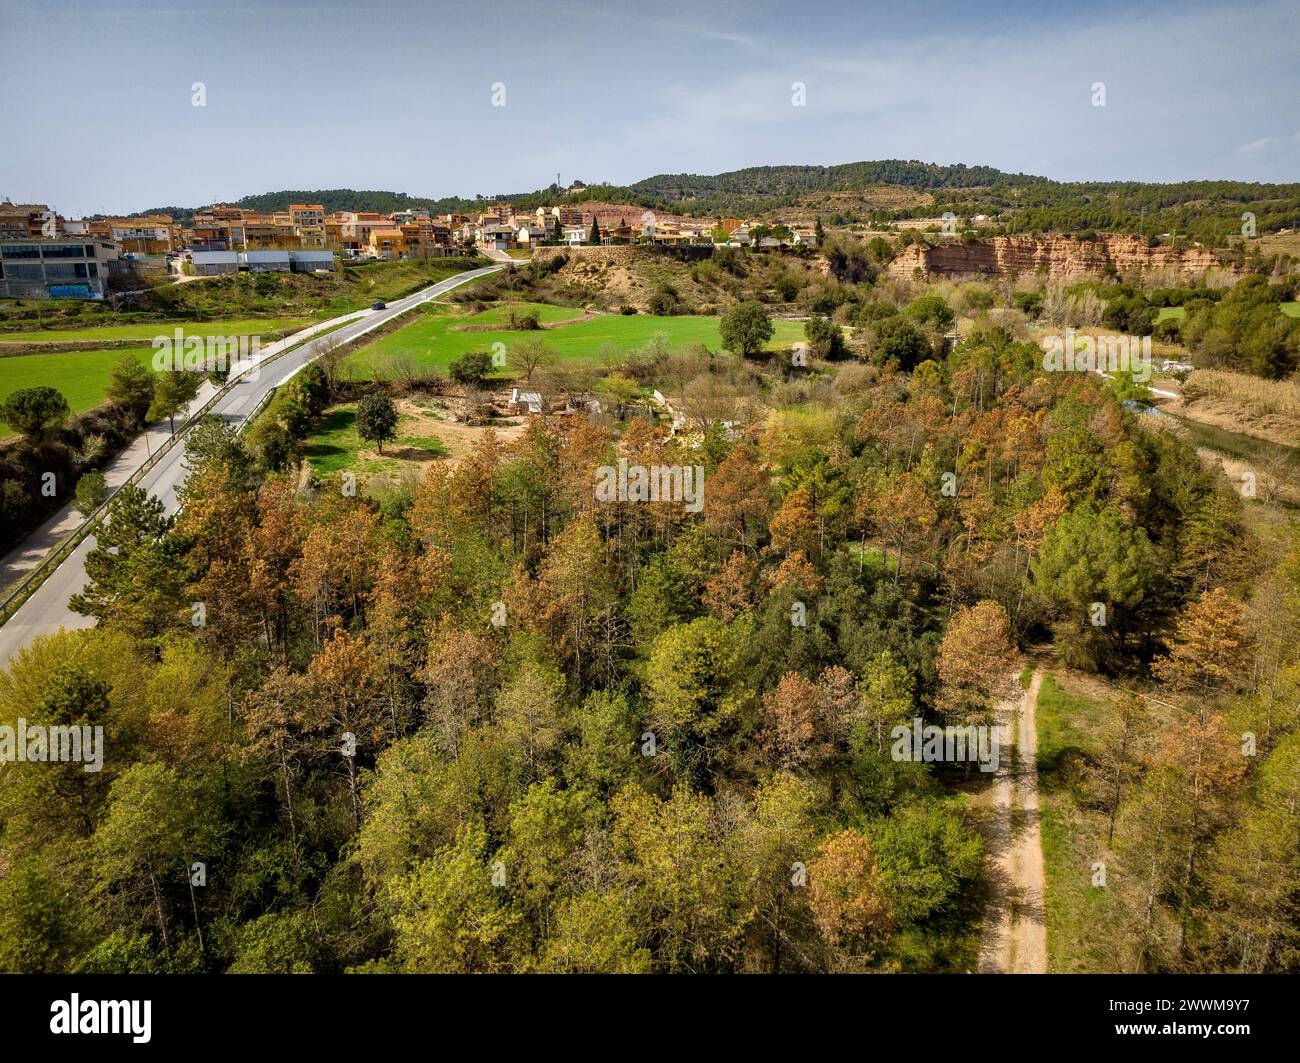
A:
[[398, 219, 450, 258], [340, 211, 392, 251], [0, 201, 60, 239], [537, 205, 587, 228], [89, 215, 178, 254], [191, 207, 246, 251], [480, 202, 514, 223], [288, 203, 326, 246], [0, 236, 118, 299], [367, 228, 406, 259], [392, 208, 432, 225]]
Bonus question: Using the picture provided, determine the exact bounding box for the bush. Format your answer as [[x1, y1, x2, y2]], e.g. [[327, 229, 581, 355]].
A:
[[1013, 291, 1043, 318], [1152, 317, 1183, 343], [647, 284, 684, 316], [450, 350, 495, 386], [857, 302, 898, 326], [805, 316, 847, 361]]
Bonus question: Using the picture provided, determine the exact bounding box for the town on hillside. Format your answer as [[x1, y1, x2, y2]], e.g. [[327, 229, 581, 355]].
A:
[[0, 196, 818, 300]]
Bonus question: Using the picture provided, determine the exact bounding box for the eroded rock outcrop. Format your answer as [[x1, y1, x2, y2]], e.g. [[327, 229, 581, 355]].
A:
[[887, 235, 1224, 282]]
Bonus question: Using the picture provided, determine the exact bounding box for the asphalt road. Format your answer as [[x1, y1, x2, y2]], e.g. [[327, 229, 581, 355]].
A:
[[0, 265, 501, 667]]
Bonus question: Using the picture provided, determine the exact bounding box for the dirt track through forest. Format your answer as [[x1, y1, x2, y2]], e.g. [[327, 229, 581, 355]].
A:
[[977, 666, 1048, 974]]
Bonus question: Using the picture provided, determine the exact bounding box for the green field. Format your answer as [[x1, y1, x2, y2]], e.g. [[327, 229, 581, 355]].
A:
[[0, 317, 307, 344], [0, 347, 155, 434], [345, 302, 808, 379], [1035, 672, 1126, 973], [302, 403, 448, 478], [456, 302, 583, 327], [1283, 302, 1300, 318]]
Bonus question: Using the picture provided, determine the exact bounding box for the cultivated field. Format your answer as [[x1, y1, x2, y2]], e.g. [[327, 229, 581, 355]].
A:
[[0, 317, 306, 344], [344, 301, 806, 379], [0, 347, 154, 433]]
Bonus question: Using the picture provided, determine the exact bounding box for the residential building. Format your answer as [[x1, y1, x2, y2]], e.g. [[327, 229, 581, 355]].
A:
[[0, 236, 118, 299], [479, 202, 514, 223], [600, 222, 634, 244], [340, 211, 392, 251], [398, 220, 449, 258], [367, 228, 407, 259], [515, 222, 547, 248], [539, 205, 586, 228], [240, 213, 297, 248], [289, 203, 326, 246], [190, 206, 247, 251], [479, 222, 516, 250], [90, 215, 178, 254], [392, 208, 432, 224], [0, 202, 62, 239], [289, 203, 325, 228]]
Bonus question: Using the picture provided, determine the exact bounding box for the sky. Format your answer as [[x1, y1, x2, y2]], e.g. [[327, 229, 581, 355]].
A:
[[1, 0, 1297, 217]]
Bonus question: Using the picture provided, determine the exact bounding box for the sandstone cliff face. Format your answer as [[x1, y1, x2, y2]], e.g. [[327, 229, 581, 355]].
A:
[[886, 235, 1224, 282]]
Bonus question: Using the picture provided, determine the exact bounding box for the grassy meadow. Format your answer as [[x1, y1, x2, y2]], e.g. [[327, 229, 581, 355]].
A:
[[344, 301, 807, 380]]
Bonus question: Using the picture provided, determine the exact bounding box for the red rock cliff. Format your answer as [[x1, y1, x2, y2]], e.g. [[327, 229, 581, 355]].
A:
[[886, 234, 1224, 282]]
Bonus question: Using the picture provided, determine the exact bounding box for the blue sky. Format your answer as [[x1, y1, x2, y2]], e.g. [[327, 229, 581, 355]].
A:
[[1, 0, 1296, 216]]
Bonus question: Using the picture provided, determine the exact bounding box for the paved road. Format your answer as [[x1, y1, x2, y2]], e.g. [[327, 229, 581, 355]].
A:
[[0, 315, 367, 594], [0, 265, 501, 667], [478, 245, 526, 265]]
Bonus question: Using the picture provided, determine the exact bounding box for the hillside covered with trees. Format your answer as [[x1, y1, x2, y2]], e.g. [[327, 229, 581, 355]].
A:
[[2, 302, 1293, 974]]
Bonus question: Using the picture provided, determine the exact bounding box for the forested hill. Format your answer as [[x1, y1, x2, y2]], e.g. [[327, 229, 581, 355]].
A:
[[631, 160, 1034, 200]]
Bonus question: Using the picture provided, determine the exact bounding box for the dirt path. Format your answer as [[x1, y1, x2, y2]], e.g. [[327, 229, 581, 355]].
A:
[[977, 666, 1048, 974]]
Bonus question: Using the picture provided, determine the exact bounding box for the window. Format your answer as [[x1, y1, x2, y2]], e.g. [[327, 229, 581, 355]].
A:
[[43, 263, 90, 279], [2, 244, 40, 259], [5, 263, 45, 279], [41, 244, 88, 258]]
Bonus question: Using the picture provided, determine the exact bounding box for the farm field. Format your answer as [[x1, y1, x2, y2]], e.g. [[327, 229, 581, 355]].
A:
[[0, 317, 307, 344], [0, 347, 154, 434], [344, 302, 807, 379]]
